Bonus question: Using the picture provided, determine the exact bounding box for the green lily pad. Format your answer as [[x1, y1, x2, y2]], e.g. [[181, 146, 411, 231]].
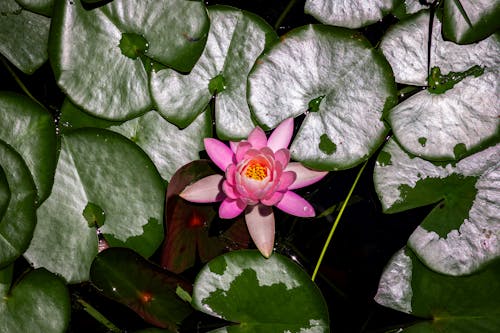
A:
[[375, 247, 500, 332], [0, 166, 9, 222], [0, 0, 50, 73], [24, 128, 165, 283], [50, 0, 209, 120], [374, 139, 500, 275], [0, 140, 37, 268], [248, 24, 396, 170], [392, 0, 428, 19], [60, 98, 212, 182], [0, 266, 70, 333], [90, 247, 193, 330], [304, 0, 398, 29], [151, 5, 277, 139], [0, 92, 57, 204], [16, 0, 53, 17], [442, 0, 500, 44], [192, 250, 330, 332]]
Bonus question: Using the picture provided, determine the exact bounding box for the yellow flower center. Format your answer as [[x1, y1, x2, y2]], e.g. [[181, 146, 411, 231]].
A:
[[244, 161, 268, 181]]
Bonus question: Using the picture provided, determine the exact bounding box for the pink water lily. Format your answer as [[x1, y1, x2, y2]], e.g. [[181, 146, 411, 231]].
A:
[[180, 118, 328, 258]]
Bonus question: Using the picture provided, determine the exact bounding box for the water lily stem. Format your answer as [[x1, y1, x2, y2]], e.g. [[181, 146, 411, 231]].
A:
[[76, 297, 122, 332], [1, 57, 44, 108], [274, 0, 298, 31], [311, 159, 368, 282]]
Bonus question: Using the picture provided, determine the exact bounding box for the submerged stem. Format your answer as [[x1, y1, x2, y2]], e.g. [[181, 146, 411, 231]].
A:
[[76, 297, 122, 332], [274, 0, 298, 31], [311, 159, 368, 281], [0, 57, 44, 108]]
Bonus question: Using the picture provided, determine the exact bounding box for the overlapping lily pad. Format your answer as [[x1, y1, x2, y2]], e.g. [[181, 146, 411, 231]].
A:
[[0, 0, 50, 73], [24, 129, 165, 283], [151, 5, 277, 139], [0, 92, 57, 204], [0, 140, 37, 269], [374, 139, 500, 275], [375, 247, 500, 332], [304, 0, 397, 28], [16, 0, 54, 17], [50, 0, 209, 120], [248, 24, 396, 170], [192, 250, 329, 332], [381, 11, 500, 160], [0, 167, 9, 222], [442, 0, 500, 44], [0, 266, 70, 333]]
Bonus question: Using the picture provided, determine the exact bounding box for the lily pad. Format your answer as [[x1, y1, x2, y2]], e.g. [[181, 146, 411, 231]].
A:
[[16, 0, 53, 17], [151, 5, 277, 139], [392, 0, 428, 19], [304, 0, 397, 29], [90, 247, 193, 331], [374, 139, 500, 275], [0, 140, 37, 268], [0, 0, 50, 73], [0, 166, 9, 222], [0, 92, 57, 204], [248, 24, 396, 170], [192, 250, 330, 332], [0, 266, 70, 333], [375, 247, 500, 332], [442, 0, 500, 44], [50, 0, 209, 120], [24, 128, 165, 283]]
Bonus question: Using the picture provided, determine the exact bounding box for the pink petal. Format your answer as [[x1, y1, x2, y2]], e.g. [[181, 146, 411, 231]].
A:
[[245, 205, 275, 258], [267, 118, 294, 152], [235, 142, 252, 162], [222, 180, 240, 200], [229, 141, 239, 153], [277, 171, 296, 192], [261, 191, 284, 206], [180, 174, 224, 203], [247, 127, 267, 149], [274, 149, 290, 168], [275, 191, 315, 217], [285, 162, 328, 190], [219, 198, 246, 219], [225, 164, 236, 185], [204, 138, 234, 171]]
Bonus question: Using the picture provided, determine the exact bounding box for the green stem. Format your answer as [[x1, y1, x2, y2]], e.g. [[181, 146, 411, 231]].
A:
[[1, 57, 44, 108], [76, 297, 122, 333], [311, 159, 368, 281], [274, 0, 298, 31]]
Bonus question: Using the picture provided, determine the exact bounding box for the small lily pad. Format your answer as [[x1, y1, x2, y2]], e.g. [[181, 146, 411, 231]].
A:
[[248, 24, 396, 170], [305, 0, 397, 28], [192, 250, 330, 332], [151, 5, 277, 139], [374, 139, 500, 275], [0, 0, 50, 73], [0, 266, 70, 333], [24, 129, 165, 283], [375, 247, 500, 332]]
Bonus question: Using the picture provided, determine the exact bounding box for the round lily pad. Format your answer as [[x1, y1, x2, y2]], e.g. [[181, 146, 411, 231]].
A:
[[0, 140, 37, 269], [0, 92, 57, 204], [304, 0, 397, 29], [0, 0, 50, 73], [248, 24, 396, 170], [374, 139, 500, 275], [151, 5, 277, 139], [50, 0, 209, 120], [24, 128, 165, 283], [192, 250, 329, 332], [0, 266, 70, 333]]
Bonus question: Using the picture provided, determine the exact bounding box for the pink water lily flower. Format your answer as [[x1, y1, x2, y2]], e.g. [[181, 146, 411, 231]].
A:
[[180, 118, 328, 258]]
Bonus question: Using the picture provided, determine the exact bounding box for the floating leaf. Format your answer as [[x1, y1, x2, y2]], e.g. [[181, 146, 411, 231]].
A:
[[392, 0, 428, 19], [0, 0, 49, 73], [248, 24, 396, 170], [25, 129, 165, 283], [0, 92, 57, 204], [0, 266, 70, 333], [0, 140, 37, 268], [91, 247, 193, 331], [50, 0, 209, 120], [375, 247, 500, 332], [304, 0, 397, 28], [161, 160, 250, 273], [374, 139, 500, 275], [16, 0, 54, 17], [0, 166, 9, 222], [442, 0, 500, 44], [192, 250, 329, 332], [151, 5, 277, 138]]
